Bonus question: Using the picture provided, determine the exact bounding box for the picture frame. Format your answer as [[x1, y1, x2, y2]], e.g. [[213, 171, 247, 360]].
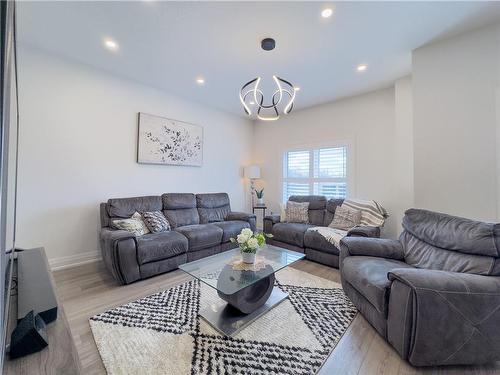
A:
[[137, 112, 203, 166]]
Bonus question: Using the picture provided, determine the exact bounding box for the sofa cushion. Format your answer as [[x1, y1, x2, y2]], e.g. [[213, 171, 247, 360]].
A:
[[162, 193, 199, 228], [136, 231, 188, 265], [196, 193, 231, 223], [289, 195, 326, 210], [304, 229, 340, 255], [175, 224, 223, 251], [402, 208, 500, 257], [272, 222, 313, 248], [213, 220, 250, 243], [342, 256, 413, 315], [107, 196, 162, 218], [401, 231, 496, 276]]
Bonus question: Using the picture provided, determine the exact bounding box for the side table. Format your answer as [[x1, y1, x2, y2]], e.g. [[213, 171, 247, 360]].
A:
[[252, 205, 267, 230]]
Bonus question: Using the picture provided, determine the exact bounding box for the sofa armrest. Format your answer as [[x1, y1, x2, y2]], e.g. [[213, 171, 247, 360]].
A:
[[226, 211, 257, 232], [340, 237, 404, 261], [100, 228, 140, 285], [388, 268, 500, 294], [100, 227, 135, 243], [264, 214, 281, 224], [263, 214, 281, 234], [347, 225, 380, 238], [387, 268, 500, 366]]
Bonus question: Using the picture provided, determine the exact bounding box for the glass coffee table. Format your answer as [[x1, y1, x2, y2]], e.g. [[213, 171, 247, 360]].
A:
[[179, 244, 304, 336]]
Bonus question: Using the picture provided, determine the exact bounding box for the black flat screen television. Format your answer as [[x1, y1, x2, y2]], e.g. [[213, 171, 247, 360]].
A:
[[0, 0, 19, 370]]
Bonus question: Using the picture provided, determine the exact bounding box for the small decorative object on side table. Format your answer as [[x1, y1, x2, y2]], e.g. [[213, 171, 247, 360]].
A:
[[255, 188, 265, 205], [230, 228, 273, 264]]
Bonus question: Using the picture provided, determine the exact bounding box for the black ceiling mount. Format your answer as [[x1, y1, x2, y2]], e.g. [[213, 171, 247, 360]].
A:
[[261, 38, 276, 51]]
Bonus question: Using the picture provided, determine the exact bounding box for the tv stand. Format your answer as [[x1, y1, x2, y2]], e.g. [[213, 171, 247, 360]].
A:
[[17, 248, 58, 323], [4, 248, 80, 374]]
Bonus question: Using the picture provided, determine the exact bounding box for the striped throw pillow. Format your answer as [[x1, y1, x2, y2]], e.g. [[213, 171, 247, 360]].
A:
[[141, 211, 171, 233], [341, 199, 388, 227]]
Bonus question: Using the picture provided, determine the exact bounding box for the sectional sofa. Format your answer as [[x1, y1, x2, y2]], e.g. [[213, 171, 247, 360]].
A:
[[264, 195, 380, 268], [99, 192, 256, 284]]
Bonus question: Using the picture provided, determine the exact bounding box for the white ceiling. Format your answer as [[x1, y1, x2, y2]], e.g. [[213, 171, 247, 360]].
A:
[[17, 1, 500, 117]]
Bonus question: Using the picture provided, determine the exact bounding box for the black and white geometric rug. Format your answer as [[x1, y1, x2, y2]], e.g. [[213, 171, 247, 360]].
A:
[[89, 267, 357, 375]]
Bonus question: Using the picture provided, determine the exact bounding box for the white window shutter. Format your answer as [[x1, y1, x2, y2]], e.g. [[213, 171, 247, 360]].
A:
[[283, 146, 348, 202]]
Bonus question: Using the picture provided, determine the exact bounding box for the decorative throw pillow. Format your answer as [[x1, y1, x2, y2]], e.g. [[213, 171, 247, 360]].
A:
[[285, 201, 309, 223], [280, 204, 287, 222], [342, 199, 388, 227], [329, 206, 361, 230], [112, 212, 150, 237], [141, 211, 171, 233], [131, 212, 150, 235]]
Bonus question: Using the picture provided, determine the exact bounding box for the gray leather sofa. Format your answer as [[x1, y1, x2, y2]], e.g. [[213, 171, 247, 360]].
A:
[[340, 208, 500, 366], [99, 192, 256, 285], [264, 195, 380, 268]]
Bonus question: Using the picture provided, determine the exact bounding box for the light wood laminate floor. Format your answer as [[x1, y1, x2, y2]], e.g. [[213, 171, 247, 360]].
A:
[[53, 260, 500, 375]]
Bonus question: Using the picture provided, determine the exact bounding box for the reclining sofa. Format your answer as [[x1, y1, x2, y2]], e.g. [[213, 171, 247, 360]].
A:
[[264, 195, 381, 268], [340, 208, 500, 366], [99, 192, 256, 285]]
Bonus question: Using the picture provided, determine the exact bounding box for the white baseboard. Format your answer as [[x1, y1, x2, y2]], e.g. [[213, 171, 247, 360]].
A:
[[49, 250, 102, 271]]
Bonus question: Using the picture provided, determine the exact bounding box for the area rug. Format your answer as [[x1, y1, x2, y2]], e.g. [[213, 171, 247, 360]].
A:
[[89, 267, 357, 375]]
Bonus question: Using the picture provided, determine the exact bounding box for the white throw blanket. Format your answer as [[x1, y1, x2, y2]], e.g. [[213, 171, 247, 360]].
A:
[[308, 227, 348, 249]]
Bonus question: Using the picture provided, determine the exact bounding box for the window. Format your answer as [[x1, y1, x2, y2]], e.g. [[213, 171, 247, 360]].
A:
[[283, 146, 348, 202]]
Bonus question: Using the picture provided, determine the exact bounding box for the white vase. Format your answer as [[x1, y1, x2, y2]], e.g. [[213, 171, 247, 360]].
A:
[[257, 198, 264, 205], [241, 251, 256, 264]]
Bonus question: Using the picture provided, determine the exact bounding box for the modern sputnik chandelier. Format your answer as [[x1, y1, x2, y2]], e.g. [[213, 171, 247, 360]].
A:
[[239, 38, 298, 121]]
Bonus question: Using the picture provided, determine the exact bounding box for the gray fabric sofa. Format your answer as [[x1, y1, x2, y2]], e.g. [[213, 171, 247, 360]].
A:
[[340, 208, 500, 366], [99, 192, 256, 285], [264, 195, 380, 268]]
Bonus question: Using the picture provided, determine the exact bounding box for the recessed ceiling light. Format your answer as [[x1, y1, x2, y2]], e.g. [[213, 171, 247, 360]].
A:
[[294, 87, 301, 91], [249, 101, 255, 105], [196, 77, 205, 85], [321, 8, 333, 18], [357, 64, 368, 72], [103, 38, 119, 51]]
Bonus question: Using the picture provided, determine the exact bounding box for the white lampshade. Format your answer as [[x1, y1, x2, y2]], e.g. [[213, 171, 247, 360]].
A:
[[244, 165, 261, 179]]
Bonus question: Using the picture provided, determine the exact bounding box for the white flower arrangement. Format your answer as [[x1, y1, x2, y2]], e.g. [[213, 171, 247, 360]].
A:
[[230, 228, 273, 254]]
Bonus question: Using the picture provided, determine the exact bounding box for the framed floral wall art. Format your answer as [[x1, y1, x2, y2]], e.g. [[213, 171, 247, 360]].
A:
[[137, 112, 203, 166]]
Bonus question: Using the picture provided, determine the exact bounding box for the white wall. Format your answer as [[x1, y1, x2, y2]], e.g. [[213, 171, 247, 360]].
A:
[[497, 83, 500, 221], [412, 23, 500, 221], [394, 76, 414, 232], [16, 22, 500, 268], [253, 87, 402, 238], [16, 47, 253, 267]]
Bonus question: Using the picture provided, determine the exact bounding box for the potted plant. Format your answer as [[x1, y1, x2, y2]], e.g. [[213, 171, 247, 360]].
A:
[[230, 228, 273, 264], [255, 188, 265, 205]]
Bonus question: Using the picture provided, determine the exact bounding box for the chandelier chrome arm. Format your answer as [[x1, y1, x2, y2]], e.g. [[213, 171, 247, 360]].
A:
[[239, 75, 297, 120]]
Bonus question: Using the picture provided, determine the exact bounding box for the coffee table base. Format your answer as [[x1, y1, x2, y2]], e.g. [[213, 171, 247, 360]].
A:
[[199, 287, 288, 336]]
